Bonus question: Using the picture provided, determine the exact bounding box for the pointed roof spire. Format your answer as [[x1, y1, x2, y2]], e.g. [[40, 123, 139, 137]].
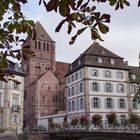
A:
[[33, 21, 55, 43]]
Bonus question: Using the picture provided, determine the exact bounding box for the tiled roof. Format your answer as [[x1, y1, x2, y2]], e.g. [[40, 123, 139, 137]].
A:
[[55, 61, 69, 84], [25, 21, 55, 43], [128, 66, 140, 83], [82, 42, 122, 58], [66, 42, 129, 76]]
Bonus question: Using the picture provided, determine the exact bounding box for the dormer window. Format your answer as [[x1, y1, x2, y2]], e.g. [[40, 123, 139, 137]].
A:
[[78, 59, 81, 65], [110, 59, 115, 64], [101, 50, 105, 54], [98, 57, 102, 63], [131, 74, 136, 80]]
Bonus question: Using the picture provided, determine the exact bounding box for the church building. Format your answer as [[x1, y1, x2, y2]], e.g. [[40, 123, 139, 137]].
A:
[[21, 22, 69, 128]]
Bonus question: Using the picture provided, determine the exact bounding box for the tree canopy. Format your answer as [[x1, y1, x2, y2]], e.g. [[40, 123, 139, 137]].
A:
[[0, 0, 140, 79]]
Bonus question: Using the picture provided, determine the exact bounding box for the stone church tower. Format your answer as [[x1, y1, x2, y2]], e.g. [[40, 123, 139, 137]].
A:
[[22, 21, 56, 86], [21, 22, 68, 128]]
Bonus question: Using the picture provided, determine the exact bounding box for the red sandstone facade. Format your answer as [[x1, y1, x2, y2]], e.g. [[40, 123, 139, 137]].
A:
[[21, 22, 69, 128]]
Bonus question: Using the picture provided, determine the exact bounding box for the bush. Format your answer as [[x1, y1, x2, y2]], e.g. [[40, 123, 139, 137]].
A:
[[129, 113, 140, 125], [80, 115, 90, 126], [106, 112, 117, 126], [71, 116, 79, 126], [92, 114, 102, 126]]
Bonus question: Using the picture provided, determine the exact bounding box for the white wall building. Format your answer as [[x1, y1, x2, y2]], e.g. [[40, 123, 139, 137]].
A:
[[0, 62, 25, 133], [66, 42, 139, 123]]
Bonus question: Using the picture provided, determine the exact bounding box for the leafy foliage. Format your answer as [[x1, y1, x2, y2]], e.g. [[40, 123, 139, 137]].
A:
[[129, 113, 140, 125], [92, 114, 102, 126]]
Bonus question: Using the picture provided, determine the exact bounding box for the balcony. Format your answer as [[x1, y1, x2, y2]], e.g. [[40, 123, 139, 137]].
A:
[[12, 105, 20, 112]]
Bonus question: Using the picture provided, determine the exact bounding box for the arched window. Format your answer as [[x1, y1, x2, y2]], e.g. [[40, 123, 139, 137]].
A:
[[35, 41, 37, 49], [43, 42, 45, 50], [47, 43, 49, 51], [38, 41, 41, 50]]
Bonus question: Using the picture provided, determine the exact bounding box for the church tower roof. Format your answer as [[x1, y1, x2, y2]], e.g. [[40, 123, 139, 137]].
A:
[[26, 21, 55, 43]]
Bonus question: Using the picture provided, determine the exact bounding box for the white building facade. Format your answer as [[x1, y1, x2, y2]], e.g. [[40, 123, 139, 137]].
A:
[[66, 42, 135, 124], [0, 63, 24, 133]]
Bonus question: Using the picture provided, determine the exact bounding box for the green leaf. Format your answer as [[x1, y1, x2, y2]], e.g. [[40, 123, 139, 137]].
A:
[[55, 20, 66, 32], [109, 0, 117, 6], [77, 27, 87, 35], [77, 0, 83, 8], [59, 0, 70, 17], [98, 22, 109, 34], [91, 28, 103, 41]]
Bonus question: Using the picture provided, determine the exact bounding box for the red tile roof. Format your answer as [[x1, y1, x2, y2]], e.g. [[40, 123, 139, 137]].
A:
[[55, 61, 69, 84]]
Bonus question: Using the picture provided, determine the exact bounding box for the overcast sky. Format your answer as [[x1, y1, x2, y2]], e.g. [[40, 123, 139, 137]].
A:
[[22, 0, 140, 66]]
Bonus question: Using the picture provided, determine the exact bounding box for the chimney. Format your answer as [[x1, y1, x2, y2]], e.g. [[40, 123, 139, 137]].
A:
[[125, 61, 128, 66]]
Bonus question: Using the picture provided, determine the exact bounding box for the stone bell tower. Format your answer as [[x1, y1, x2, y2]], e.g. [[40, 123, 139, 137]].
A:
[[21, 21, 56, 86]]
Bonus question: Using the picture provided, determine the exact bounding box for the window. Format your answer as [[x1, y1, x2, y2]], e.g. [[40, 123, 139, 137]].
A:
[[75, 73, 78, 80], [12, 95, 19, 105], [117, 71, 123, 79], [35, 41, 37, 49], [79, 83, 83, 93], [105, 83, 112, 93], [38, 41, 41, 49], [75, 84, 79, 95], [120, 115, 126, 125], [76, 99, 79, 110], [91, 82, 99, 92], [132, 101, 137, 109], [42, 96, 45, 102], [118, 98, 126, 109], [72, 86, 74, 96], [48, 86, 51, 90], [105, 98, 114, 109], [47, 43, 49, 51], [11, 115, 19, 124], [110, 59, 115, 64], [72, 100, 75, 111], [131, 85, 137, 94], [43, 42, 46, 50], [71, 75, 74, 82], [90, 69, 98, 77], [98, 57, 102, 63], [0, 81, 3, 89], [68, 88, 71, 97], [117, 84, 125, 93], [92, 97, 100, 108], [68, 102, 71, 111], [0, 93, 2, 107], [79, 70, 83, 78], [68, 77, 70, 84], [12, 82, 19, 90], [80, 98, 84, 109], [104, 70, 111, 78], [0, 115, 2, 125]]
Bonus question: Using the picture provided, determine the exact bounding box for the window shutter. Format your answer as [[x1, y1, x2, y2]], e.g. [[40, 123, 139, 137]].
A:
[[97, 70, 99, 77], [111, 84, 113, 92], [97, 83, 100, 92], [90, 82, 93, 92], [117, 84, 119, 93], [105, 98, 107, 108], [123, 85, 125, 93], [104, 84, 106, 92], [91, 98, 93, 108], [124, 99, 126, 109], [112, 99, 114, 109], [90, 69, 93, 77], [99, 98, 101, 109], [116, 72, 118, 79], [118, 99, 120, 109]]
